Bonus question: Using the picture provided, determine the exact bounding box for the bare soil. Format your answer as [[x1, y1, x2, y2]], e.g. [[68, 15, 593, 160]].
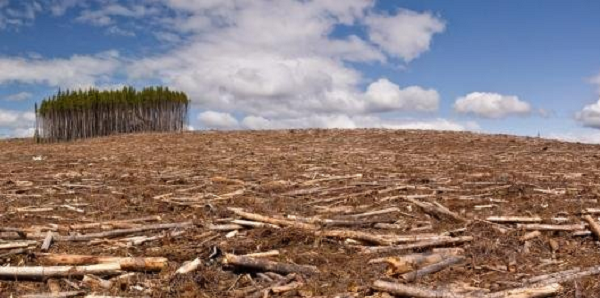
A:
[[1, 129, 600, 297]]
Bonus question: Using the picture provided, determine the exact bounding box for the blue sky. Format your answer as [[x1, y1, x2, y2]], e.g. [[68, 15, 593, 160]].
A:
[[1, 0, 600, 142]]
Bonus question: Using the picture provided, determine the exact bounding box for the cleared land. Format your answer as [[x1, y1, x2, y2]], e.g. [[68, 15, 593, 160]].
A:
[[1, 129, 600, 297]]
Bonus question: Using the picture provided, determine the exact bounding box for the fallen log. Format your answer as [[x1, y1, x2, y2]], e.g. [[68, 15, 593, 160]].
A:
[[0, 263, 122, 280], [230, 219, 281, 229], [316, 230, 393, 246], [54, 222, 193, 242], [582, 215, 600, 240], [516, 224, 585, 231], [228, 208, 317, 230], [208, 224, 244, 231], [243, 250, 280, 258], [67, 215, 162, 231], [223, 253, 319, 275], [530, 265, 600, 286], [402, 256, 465, 282], [0, 240, 38, 250], [20, 291, 86, 298], [176, 257, 201, 274], [487, 216, 542, 223], [36, 254, 167, 271], [485, 283, 563, 298], [404, 197, 466, 222], [360, 236, 473, 254], [41, 231, 53, 252], [369, 251, 463, 275], [372, 280, 460, 298]]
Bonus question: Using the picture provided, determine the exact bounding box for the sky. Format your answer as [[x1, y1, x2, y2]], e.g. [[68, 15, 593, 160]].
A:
[[1, 0, 600, 142]]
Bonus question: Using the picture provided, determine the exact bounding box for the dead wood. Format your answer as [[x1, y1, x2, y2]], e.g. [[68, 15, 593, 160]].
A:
[[582, 215, 600, 240], [401, 256, 465, 282], [36, 254, 167, 271], [404, 197, 466, 222], [223, 253, 320, 275], [487, 216, 543, 223], [0, 263, 122, 280], [20, 291, 86, 298], [53, 221, 193, 242], [516, 224, 585, 231], [360, 236, 474, 254], [228, 208, 317, 230]]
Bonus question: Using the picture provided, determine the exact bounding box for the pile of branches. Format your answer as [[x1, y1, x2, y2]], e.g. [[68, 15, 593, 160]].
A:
[[35, 86, 189, 142]]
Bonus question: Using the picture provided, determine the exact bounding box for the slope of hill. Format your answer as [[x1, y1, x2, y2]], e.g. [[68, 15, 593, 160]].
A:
[[1, 129, 599, 297]]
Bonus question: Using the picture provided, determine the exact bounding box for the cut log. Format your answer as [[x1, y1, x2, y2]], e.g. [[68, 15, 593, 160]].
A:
[[346, 207, 400, 218], [0, 263, 122, 280], [228, 208, 317, 230], [20, 291, 86, 298], [208, 224, 244, 231], [486, 283, 563, 298], [176, 257, 201, 274], [370, 250, 464, 275], [519, 231, 542, 241], [243, 250, 280, 258], [0, 240, 38, 250], [0, 227, 27, 238], [404, 197, 466, 222], [530, 266, 600, 286], [361, 236, 473, 254], [516, 224, 585, 231], [372, 280, 461, 298], [487, 216, 542, 223], [82, 274, 112, 289], [67, 215, 161, 231], [41, 231, 54, 252], [54, 221, 193, 242], [316, 230, 393, 246], [37, 254, 167, 271], [582, 215, 600, 240], [223, 253, 319, 275], [401, 256, 465, 282], [230, 219, 281, 229]]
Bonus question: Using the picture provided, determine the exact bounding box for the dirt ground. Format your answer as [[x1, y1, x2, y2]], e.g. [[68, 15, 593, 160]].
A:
[[2, 129, 600, 297]]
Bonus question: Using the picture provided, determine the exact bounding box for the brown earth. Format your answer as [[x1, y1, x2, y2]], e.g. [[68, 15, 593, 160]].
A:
[[1, 129, 600, 297]]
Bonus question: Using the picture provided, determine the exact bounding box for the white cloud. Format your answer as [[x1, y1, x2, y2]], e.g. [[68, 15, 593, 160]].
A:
[[365, 9, 445, 61], [365, 78, 439, 112], [454, 92, 532, 119], [0, 108, 35, 138], [0, 51, 120, 88], [0, 0, 42, 29], [3, 91, 32, 101], [240, 114, 475, 132], [576, 98, 600, 128], [129, 1, 444, 126], [198, 111, 239, 129], [591, 73, 600, 93], [546, 131, 600, 145]]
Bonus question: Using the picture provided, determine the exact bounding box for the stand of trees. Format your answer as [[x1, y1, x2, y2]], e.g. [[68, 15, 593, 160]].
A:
[[35, 86, 189, 142]]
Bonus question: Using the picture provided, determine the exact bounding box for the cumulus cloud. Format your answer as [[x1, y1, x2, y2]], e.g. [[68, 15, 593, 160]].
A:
[[198, 111, 239, 129], [365, 9, 445, 61], [365, 78, 439, 112], [0, 0, 42, 30], [0, 51, 120, 88], [0, 108, 35, 138], [576, 99, 600, 128], [239, 114, 475, 131], [454, 92, 532, 119], [3, 91, 32, 101]]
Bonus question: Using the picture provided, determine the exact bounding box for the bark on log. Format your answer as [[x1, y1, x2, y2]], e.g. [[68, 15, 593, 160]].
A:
[[370, 251, 463, 275], [582, 215, 600, 240], [67, 215, 161, 231], [316, 230, 393, 246], [20, 291, 86, 298], [404, 197, 466, 222], [54, 222, 193, 242], [176, 257, 201, 274], [519, 231, 541, 241], [372, 280, 461, 298], [243, 250, 280, 258], [37, 254, 167, 271], [41, 231, 53, 252], [223, 253, 320, 275], [208, 224, 244, 231], [228, 208, 317, 230], [230, 219, 281, 229], [0, 240, 38, 250], [516, 224, 585, 231], [487, 216, 542, 223], [485, 283, 563, 298], [401, 256, 465, 282], [361, 236, 473, 254], [0, 263, 122, 280]]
